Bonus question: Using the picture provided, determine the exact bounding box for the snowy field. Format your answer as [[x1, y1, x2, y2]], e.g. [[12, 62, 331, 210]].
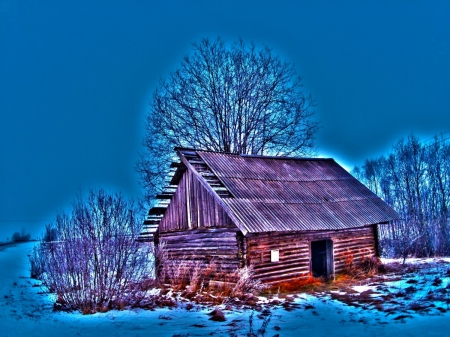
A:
[[1, 242, 449, 337]]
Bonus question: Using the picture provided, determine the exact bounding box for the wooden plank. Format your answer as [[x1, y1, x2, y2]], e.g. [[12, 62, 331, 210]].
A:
[[243, 226, 377, 283], [186, 170, 192, 229], [177, 149, 246, 235], [159, 226, 244, 280]]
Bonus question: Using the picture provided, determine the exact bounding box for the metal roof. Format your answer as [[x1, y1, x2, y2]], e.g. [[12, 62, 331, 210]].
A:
[[194, 151, 398, 233]]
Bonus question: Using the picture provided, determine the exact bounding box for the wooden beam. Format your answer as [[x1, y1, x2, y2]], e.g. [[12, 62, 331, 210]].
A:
[[149, 207, 167, 215], [155, 194, 173, 199], [170, 162, 183, 168], [186, 169, 192, 229]]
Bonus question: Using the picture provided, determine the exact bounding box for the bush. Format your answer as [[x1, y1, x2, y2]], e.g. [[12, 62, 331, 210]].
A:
[[11, 232, 21, 242], [359, 256, 382, 276], [42, 223, 58, 242], [29, 189, 155, 313], [11, 228, 31, 242], [229, 265, 266, 297]]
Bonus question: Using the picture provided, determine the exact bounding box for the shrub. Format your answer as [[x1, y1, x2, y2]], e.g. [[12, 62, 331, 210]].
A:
[[158, 257, 215, 292], [29, 189, 155, 313], [42, 223, 58, 242], [30, 244, 46, 279], [359, 255, 382, 276], [11, 228, 31, 242], [11, 232, 21, 242], [158, 255, 265, 301], [230, 265, 266, 297]]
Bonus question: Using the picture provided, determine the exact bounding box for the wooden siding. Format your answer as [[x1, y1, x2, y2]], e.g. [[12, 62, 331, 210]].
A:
[[246, 226, 377, 284], [159, 170, 236, 232], [159, 227, 243, 273]]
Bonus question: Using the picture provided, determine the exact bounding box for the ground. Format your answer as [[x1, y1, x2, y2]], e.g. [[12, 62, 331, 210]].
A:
[[1, 242, 449, 337]]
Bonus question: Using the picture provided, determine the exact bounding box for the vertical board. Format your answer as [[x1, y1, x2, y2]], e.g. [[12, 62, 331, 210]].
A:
[[159, 170, 237, 232]]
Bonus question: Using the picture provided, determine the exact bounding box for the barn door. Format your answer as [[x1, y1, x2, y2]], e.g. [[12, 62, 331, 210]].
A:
[[311, 239, 334, 278]]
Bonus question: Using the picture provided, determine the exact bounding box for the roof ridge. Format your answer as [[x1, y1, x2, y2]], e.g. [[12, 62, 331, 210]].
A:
[[239, 154, 333, 161], [174, 147, 333, 161], [174, 146, 235, 155]]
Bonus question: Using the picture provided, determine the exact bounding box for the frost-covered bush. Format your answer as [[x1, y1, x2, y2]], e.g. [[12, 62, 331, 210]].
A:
[[29, 189, 155, 313]]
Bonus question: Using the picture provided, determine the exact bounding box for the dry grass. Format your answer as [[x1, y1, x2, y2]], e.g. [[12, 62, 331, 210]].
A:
[[359, 256, 383, 276], [267, 276, 326, 294], [158, 258, 266, 304], [157, 250, 387, 306], [264, 254, 385, 295]]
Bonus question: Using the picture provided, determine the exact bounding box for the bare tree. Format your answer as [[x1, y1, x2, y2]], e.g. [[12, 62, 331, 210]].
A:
[[353, 134, 450, 257], [136, 37, 319, 204], [29, 189, 155, 313]]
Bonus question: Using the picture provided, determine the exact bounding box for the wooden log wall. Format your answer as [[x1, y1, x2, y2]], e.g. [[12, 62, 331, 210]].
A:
[[159, 227, 243, 275], [246, 226, 377, 284], [159, 170, 235, 232], [333, 226, 377, 273]]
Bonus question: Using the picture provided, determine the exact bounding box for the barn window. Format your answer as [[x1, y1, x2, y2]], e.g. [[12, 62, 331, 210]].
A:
[[271, 249, 279, 262]]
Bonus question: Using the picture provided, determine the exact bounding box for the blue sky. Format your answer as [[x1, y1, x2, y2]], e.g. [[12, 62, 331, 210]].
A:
[[1, 1, 449, 239]]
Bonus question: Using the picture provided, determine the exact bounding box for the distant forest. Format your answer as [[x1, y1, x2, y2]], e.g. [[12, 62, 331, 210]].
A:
[[353, 134, 450, 258]]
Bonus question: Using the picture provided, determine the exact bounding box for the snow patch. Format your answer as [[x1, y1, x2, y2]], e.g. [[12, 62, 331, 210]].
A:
[[1, 243, 450, 336]]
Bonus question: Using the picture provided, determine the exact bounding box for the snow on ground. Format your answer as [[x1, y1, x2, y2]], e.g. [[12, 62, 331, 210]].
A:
[[1, 242, 449, 337]]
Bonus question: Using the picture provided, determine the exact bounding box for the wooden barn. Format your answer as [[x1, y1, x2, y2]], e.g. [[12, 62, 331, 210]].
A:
[[140, 148, 398, 284]]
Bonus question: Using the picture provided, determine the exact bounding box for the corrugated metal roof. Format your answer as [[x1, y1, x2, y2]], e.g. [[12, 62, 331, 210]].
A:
[[194, 151, 399, 233]]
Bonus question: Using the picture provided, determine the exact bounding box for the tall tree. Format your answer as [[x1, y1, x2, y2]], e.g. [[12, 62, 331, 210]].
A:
[[137, 37, 319, 204]]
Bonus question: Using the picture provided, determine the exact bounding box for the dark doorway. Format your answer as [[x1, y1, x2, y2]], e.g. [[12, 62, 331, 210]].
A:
[[311, 239, 333, 277]]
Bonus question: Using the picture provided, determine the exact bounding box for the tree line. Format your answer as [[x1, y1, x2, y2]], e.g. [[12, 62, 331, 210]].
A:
[[11, 228, 31, 242], [353, 134, 450, 258]]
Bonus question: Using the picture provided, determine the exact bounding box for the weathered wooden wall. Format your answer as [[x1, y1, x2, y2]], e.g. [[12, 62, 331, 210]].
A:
[[246, 226, 377, 284], [333, 225, 377, 273], [159, 170, 236, 232], [157, 164, 378, 285], [159, 227, 243, 274]]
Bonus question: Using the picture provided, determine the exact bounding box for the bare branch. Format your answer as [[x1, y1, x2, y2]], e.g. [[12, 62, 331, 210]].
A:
[[138, 37, 319, 205]]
